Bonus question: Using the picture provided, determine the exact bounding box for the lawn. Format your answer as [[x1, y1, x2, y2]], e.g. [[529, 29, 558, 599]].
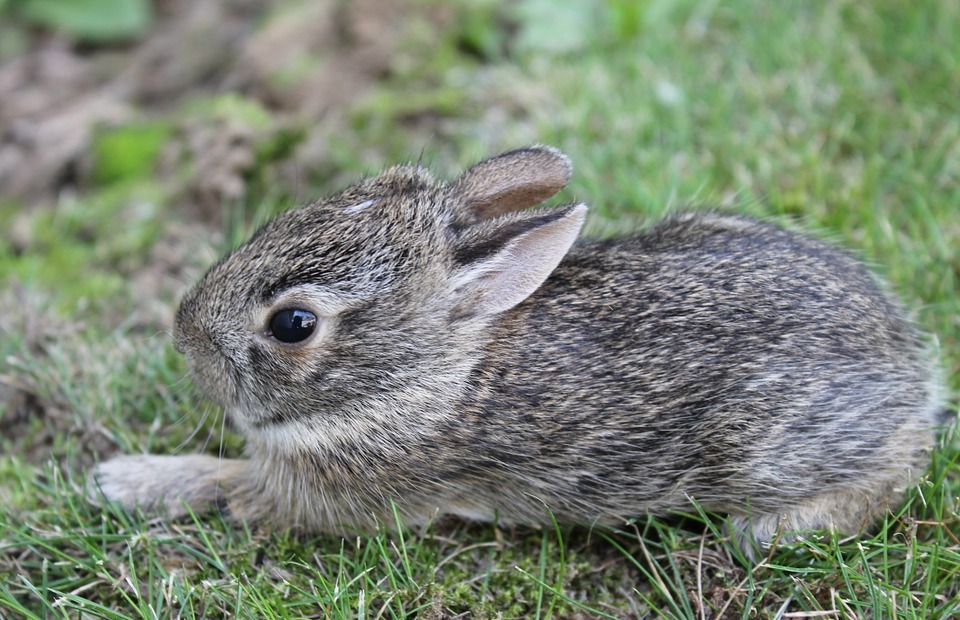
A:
[[1, 0, 958, 618]]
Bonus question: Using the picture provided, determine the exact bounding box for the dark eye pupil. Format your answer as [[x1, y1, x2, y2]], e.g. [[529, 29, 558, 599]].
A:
[[269, 309, 317, 343]]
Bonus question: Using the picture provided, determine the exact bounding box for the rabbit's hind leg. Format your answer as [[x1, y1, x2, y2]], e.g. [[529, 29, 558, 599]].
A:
[[727, 484, 905, 560]]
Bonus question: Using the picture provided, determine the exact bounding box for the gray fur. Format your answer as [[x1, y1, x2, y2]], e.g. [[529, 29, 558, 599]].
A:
[[92, 146, 947, 554]]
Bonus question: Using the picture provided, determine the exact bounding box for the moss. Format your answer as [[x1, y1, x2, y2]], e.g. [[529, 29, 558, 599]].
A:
[[92, 123, 172, 186]]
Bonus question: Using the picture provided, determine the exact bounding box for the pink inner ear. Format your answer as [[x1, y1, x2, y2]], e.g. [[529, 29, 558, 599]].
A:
[[454, 146, 573, 220], [456, 204, 587, 317]]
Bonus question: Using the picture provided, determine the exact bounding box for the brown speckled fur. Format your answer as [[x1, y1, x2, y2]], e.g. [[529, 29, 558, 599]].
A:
[[92, 146, 948, 555]]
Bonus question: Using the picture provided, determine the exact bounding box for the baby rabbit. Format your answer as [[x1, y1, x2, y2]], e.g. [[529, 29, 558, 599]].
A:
[[93, 146, 948, 553]]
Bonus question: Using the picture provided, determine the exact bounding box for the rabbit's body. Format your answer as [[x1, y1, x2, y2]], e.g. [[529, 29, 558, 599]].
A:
[[93, 147, 946, 552], [452, 216, 941, 540]]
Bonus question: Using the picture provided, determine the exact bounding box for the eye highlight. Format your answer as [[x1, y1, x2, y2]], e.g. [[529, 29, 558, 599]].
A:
[[269, 309, 318, 343]]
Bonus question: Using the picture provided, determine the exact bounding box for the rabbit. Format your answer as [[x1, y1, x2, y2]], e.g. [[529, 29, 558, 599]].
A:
[[92, 145, 950, 555]]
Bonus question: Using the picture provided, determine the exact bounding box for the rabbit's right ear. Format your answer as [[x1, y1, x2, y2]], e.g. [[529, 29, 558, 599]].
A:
[[449, 203, 587, 318], [451, 146, 573, 220]]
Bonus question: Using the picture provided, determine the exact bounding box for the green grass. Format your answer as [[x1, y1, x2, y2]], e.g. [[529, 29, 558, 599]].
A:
[[2, 0, 959, 617]]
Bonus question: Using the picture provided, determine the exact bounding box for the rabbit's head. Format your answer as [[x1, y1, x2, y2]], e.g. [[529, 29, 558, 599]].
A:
[[173, 146, 586, 439]]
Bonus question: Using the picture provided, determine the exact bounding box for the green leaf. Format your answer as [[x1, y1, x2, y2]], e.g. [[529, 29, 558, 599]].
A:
[[20, 0, 152, 42]]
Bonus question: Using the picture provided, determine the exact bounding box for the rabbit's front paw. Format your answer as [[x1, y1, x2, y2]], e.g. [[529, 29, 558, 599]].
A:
[[90, 454, 248, 518]]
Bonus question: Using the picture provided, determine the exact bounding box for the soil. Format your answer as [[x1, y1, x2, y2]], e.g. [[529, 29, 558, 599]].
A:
[[0, 0, 441, 208]]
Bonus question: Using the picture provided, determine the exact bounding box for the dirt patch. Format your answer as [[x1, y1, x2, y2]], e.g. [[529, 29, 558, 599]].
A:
[[0, 37, 132, 200], [0, 0, 442, 207], [234, 0, 412, 117]]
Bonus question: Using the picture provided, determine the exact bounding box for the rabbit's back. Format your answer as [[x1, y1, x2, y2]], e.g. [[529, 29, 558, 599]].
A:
[[458, 212, 942, 525]]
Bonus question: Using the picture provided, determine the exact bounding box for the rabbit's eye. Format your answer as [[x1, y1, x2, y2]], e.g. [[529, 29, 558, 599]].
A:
[[269, 309, 317, 343]]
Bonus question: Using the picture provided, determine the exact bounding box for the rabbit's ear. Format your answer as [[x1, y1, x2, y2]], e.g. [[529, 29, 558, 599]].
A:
[[450, 203, 587, 317], [452, 146, 572, 220]]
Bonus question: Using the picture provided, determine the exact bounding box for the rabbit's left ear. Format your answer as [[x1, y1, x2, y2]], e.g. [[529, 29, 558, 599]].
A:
[[451, 146, 572, 220], [449, 203, 587, 317]]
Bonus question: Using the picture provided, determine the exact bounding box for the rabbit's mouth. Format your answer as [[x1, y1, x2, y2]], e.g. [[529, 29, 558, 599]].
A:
[[184, 350, 291, 433]]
